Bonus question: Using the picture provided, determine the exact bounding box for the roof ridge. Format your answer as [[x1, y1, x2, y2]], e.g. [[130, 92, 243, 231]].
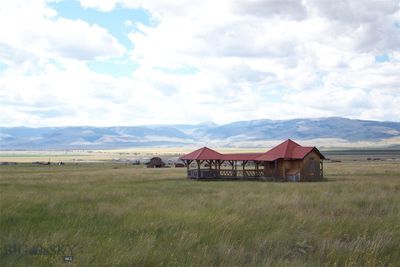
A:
[[197, 146, 222, 158], [282, 140, 289, 157], [283, 139, 292, 158], [196, 147, 207, 159], [286, 139, 302, 158]]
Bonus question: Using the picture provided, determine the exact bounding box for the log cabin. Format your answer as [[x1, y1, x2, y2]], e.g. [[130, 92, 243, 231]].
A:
[[179, 139, 325, 182]]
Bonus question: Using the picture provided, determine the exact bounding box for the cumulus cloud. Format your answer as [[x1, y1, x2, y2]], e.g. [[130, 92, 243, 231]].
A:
[[0, 0, 125, 66], [232, 0, 307, 20], [0, 0, 399, 126]]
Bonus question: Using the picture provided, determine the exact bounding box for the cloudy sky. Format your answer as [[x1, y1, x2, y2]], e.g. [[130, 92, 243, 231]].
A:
[[0, 0, 399, 127]]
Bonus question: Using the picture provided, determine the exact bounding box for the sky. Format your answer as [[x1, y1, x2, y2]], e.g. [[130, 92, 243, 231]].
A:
[[0, 0, 399, 127]]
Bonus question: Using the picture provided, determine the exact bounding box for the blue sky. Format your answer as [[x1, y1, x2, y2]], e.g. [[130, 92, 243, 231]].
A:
[[51, 0, 151, 77], [0, 62, 7, 73], [51, 0, 153, 49], [375, 54, 390, 63], [0, 0, 399, 127]]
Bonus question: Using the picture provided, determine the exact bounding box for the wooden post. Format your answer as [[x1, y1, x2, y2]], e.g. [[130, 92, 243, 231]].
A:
[[228, 161, 234, 177], [255, 161, 259, 177], [274, 160, 277, 179], [186, 160, 190, 177], [320, 160, 324, 179], [218, 160, 224, 177], [196, 160, 200, 179]]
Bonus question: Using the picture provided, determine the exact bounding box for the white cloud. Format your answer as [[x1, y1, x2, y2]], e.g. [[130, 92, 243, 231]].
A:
[[232, 0, 307, 20], [0, 0, 125, 69], [0, 0, 399, 127]]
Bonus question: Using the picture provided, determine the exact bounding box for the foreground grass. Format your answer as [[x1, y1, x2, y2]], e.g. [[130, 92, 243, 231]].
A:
[[0, 162, 399, 266]]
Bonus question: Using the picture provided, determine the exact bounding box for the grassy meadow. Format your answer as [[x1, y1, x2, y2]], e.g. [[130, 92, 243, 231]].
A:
[[0, 147, 271, 163], [1, 160, 400, 266]]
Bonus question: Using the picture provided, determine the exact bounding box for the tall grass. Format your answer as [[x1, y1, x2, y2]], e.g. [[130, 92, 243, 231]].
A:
[[1, 162, 399, 266]]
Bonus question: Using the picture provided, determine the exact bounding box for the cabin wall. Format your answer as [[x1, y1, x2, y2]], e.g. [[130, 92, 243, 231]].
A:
[[276, 159, 285, 179], [263, 161, 277, 177], [273, 151, 322, 181], [263, 160, 291, 178], [300, 151, 322, 181], [284, 160, 302, 181], [285, 160, 302, 171]]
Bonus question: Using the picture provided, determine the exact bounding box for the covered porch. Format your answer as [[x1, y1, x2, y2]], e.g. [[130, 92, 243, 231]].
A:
[[182, 159, 279, 181]]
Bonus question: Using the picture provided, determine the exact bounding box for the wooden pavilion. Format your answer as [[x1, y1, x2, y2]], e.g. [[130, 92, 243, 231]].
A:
[[180, 139, 325, 182]]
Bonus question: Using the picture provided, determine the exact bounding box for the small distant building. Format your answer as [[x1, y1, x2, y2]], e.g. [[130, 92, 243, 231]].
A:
[[146, 157, 166, 168], [0, 162, 17, 165], [131, 160, 141, 165], [174, 162, 185, 168], [32, 161, 51, 165]]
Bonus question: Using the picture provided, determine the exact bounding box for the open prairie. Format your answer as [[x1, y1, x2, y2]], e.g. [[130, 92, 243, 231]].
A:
[[1, 158, 400, 266], [0, 147, 271, 163]]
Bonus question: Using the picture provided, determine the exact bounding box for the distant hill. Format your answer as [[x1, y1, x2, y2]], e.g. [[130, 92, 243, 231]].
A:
[[1, 117, 400, 150]]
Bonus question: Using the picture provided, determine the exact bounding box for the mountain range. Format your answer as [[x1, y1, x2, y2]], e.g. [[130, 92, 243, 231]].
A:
[[1, 117, 400, 150]]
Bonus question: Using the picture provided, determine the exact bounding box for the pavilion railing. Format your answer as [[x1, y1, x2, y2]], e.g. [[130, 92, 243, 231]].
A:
[[188, 169, 266, 179], [219, 169, 265, 177], [188, 169, 197, 178], [188, 169, 219, 179]]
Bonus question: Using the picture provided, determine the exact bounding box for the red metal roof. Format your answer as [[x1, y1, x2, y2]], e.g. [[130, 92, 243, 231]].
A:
[[180, 150, 262, 161], [255, 139, 324, 161], [221, 153, 263, 161], [179, 147, 222, 160], [180, 139, 324, 161]]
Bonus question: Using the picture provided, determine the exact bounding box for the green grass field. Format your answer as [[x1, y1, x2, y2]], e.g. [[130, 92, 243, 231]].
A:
[[1, 161, 400, 266]]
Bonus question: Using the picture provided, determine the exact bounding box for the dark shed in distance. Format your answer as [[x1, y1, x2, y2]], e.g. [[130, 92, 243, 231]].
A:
[[146, 157, 166, 168]]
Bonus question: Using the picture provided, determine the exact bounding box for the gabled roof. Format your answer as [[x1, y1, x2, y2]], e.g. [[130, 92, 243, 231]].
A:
[[179, 147, 222, 160], [180, 139, 325, 162], [256, 139, 324, 161]]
